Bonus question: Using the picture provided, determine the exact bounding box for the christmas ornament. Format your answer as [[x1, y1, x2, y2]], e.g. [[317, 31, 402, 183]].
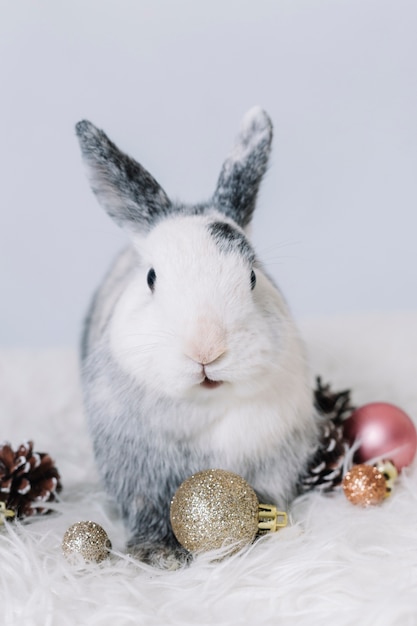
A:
[[342, 464, 387, 506], [62, 521, 112, 563], [0, 441, 62, 519], [170, 469, 287, 554], [343, 402, 417, 470]]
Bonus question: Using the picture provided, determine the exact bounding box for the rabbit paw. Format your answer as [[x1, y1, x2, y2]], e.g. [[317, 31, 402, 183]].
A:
[[127, 541, 192, 570]]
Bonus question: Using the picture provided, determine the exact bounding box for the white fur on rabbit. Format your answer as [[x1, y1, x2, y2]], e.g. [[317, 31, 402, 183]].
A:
[[76, 107, 319, 564]]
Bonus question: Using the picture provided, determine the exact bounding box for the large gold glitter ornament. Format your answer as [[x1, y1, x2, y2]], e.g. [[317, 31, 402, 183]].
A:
[[170, 469, 286, 554], [62, 521, 111, 563], [342, 464, 387, 506], [170, 469, 259, 553]]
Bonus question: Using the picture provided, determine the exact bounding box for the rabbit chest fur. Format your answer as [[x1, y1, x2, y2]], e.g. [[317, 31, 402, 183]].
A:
[[77, 108, 320, 563]]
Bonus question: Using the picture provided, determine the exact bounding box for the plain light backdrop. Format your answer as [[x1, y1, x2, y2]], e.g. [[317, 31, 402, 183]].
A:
[[1, 0, 416, 347]]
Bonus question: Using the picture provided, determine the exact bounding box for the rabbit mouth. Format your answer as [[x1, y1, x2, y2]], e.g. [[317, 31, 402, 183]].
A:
[[200, 377, 223, 390]]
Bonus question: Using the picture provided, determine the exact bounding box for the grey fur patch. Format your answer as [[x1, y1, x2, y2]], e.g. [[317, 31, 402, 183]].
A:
[[213, 107, 273, 228], [208, 221, 255, 264], [82, 342, 211, 552], [76, 120, 172, 232]]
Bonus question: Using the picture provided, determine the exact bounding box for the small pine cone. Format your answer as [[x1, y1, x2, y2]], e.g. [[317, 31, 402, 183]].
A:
[[314, 377, 354, 425], [0, 441, 62, 520], [300, 379, 354, 493], [300, 421, 350, 492]]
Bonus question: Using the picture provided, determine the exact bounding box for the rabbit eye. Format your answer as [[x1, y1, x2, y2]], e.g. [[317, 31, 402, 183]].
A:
[[250, 269, 256, 290], [147, 268, 156, 291]]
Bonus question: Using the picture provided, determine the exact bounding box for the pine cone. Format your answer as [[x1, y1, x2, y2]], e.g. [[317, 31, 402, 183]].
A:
[[0, 441, 62, 520], [313, 377, 354, 425], [299, 378, 354, 493]]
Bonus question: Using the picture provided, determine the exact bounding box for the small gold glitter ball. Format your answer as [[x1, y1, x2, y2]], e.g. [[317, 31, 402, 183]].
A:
[[62, 521, 112, 563], [170, 469, 259, 553], [342, 464, 387, 506]]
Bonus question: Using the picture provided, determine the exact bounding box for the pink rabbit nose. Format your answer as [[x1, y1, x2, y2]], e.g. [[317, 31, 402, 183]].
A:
[[184, 317, 227, 366], [199, 346, 226, 366], [186, 343, 226, 367]]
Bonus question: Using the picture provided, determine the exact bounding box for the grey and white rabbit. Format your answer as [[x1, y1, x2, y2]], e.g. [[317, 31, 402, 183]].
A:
[[76, 107, 319, 565]]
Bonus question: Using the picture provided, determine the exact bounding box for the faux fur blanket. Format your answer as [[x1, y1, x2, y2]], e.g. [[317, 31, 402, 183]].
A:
[[1, 312, 417, 626]]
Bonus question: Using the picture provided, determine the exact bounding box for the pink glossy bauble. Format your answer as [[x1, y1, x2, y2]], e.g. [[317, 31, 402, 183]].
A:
[[344, 402, 417, 471]]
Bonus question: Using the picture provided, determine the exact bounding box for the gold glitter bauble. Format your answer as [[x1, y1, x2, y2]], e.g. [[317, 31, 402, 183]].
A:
[[342, 464, 387, 506], [62, 521, 112, 563], [170, 469, 259, 553]]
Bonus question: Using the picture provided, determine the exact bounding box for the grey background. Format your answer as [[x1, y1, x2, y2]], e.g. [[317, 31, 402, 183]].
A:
[[1, 0, 416, 347]]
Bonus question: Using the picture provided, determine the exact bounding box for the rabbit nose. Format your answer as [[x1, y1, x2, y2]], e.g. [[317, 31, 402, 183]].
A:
[[199, 346, 226, 366], [184, 318, 227, 365]]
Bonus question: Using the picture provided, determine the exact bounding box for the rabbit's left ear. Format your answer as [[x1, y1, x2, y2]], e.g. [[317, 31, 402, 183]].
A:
[[76, 120, 171, 232], [213, 107, 273, 229]]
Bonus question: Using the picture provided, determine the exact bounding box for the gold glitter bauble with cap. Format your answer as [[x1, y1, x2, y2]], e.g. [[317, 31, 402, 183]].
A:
[[62, 521, 112, 563], [170, 469, 259, 553], [342, 464, 387, 506]]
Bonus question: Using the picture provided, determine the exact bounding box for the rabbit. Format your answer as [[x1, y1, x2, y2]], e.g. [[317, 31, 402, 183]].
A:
[[76, 107, 320, 566]]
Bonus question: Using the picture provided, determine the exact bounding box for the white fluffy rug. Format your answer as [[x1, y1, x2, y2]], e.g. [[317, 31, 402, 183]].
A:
[[1, 312, 417, 626]]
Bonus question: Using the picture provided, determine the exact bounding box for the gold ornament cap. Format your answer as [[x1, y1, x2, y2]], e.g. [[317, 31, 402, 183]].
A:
[[257, 503, 288, 533], [0, 502, 15, 524], [374, 459, 398, 497], [62, 521, 112, 563]]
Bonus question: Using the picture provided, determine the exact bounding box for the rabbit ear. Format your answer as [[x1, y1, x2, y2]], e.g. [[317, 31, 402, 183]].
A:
[[213, 107, 273, 228], [75, 121, 171, 232]]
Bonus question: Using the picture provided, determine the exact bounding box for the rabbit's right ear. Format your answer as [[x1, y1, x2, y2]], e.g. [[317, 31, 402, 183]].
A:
[[76, 121, 171, 232], [213, 107, 273, 229]]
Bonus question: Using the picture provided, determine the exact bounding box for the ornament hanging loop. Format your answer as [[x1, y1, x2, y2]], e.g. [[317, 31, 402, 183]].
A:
[[257, 503, 288, 534]]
